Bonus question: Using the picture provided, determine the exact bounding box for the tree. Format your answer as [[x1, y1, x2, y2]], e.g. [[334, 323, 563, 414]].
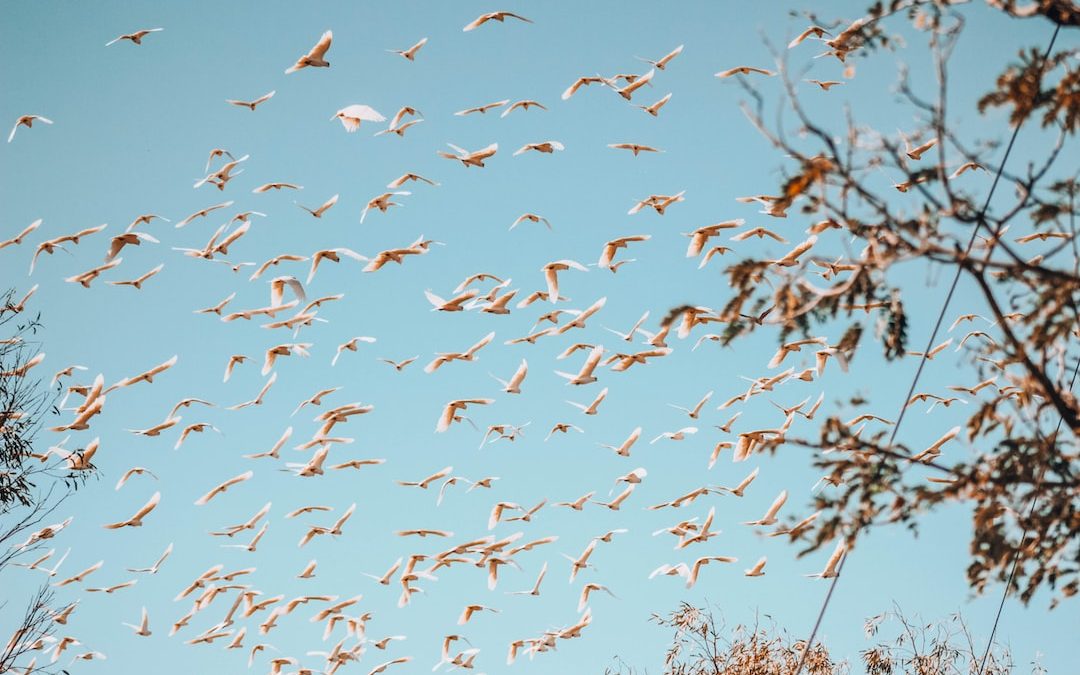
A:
[[0, 287, 95, 673], [661, 0, 1079, 611], [607, 602, 1027, 675]]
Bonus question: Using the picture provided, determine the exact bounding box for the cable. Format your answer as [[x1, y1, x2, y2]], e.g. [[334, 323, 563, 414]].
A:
[[975, 355, 1080, 674], [793, 22, 1062, 675]]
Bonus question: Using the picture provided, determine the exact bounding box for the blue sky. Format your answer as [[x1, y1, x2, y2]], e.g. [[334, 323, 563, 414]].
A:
[[1, 1, 1076, 673]]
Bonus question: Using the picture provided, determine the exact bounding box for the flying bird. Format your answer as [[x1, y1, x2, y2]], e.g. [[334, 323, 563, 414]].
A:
[[463, 11, 533, 31], [8, 114, 53, 143], [388, 37, 427, 61], [286, 30, 333, 73], [105, 27, 163, 46]]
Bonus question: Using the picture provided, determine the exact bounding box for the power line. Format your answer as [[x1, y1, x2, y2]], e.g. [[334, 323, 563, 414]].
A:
[[975, 355, 1080, 674], [793, 21, 1062, 675]]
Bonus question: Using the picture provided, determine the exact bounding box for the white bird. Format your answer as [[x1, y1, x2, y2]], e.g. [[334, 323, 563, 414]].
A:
[[685, 556, 738, 588], [599, 426, 641, 457], [127, 543, 173, 574], [463, 11, 533, 31], [567, 387, 608, 415], [286, 30, 333, 73], [438, 142, 498, 167], [492, 359, 528, 394], [514, 140, 565, 156], [269, 276, 305, 308], [8, 115, 53, 143], [296, 194, 339, 218], [226, 90, 275, 111], [332, 336, 376, 366], [436, 400, 492, 432], [555, 344, 604, 385], [332, 104, 386, 132], [650, 427, 698, 443], [668, 391, 714, 419], [541, 259, 588, 304], [743, 490, 788, 526], [388, 37, 427, 61], [0, 219, 41, 249], [507, 562, 547, 596], [195, 471, 253, 506], [806, 539, 846, 578], [745, 556, 768, 577], [122, 607, 152, 636], [105, 27, 163, 46], [102, 491, 160, 529], [637, 44, 684, 69]]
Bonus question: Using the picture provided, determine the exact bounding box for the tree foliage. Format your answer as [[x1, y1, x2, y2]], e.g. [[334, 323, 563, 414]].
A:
[[663, 0, 1079, 607]]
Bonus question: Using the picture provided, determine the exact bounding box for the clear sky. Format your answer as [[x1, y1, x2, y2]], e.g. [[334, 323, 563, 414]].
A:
[[1, 1, 1076, 673]]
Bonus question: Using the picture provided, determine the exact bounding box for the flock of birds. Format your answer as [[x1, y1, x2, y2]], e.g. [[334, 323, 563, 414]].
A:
[[2, 8, 1067, 675]]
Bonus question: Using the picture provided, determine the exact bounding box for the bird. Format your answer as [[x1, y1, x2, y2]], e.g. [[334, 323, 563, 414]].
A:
[[122, 607, 152, 636], [106, 28, 163, 46], [806, 79, 843, 90], [744, 490, 788, 526], [253, 182, 301, 193], [108, 263, 164, 290], [331, 336, 375, 366], [195, 471, 253, 505], [387, 172, 439, 189], [608, 143, 662, 156], [0, 219, 42, 249], [567, 387, 608, 415], [438, 142, 498, 167], [598, 426, 641, 457], [788, 25, 830, 48], [226, 90, 275, 110], [424, 288, 477, 312], [492, 359, 528, 394], [502, 99, 547, 117], [902, 134, 938, 160], [114, 467, 157, 491], [911, 426, 961, 462], [510, 213, 551, 231], [605, 68, 654, 100], [127, 543, 173, 574], [731, 226, 787, 242], [175, 200, 234, 228], [291, 196, 338, 223], [715, 65, 775, 78], [906, 338, 953, 360], [286, 30, 333, 73], [555, 344, 604, 385], [562, 76, 607, 100], [685, 555, 738, 588], [744, 557, 768, 577], [668, 391, 713, 419], [333, 105, 386, 132], [436, 399, 493, 432], [650, 426, 698, 443], [54, 560, 103, 587], [950, 161, 985, 178], [514, 140, 565, 156], [628, 191, 685, 215], [806, 539, 846, 578], [8, 115, 53, 143], [103, 492, 160, 529], [725, 468, 759, 497], [388, 37, 427, 60], [455, 99, 510, 116], [367, 656, 412, 675], [507, 561, 547, 596], [636, 93, 672, 117], [637, 44, 684, 70], [463, 11, 533, 31], [380, 356, 418, 372], [541, 259, 588, 304]]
